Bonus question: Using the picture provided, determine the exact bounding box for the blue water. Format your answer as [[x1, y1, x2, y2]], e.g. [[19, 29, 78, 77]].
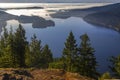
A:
[[6, 17, 120, 73]]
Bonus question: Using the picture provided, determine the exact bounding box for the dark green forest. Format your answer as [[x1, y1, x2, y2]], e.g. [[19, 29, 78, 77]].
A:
[[0, 24, 120, 79]]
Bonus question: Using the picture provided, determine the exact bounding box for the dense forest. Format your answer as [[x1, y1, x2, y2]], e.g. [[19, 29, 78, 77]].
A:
[[0, 24, 120, 79]]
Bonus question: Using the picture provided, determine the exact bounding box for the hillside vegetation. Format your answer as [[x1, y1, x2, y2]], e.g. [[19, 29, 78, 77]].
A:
[[50, 3, 120, 32], [84, 3, 120, 31], [0, 24, 120, 80]]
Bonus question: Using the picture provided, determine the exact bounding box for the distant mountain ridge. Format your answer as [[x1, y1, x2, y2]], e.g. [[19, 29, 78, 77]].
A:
[[83, 3, 120, 31], [0, 3, 120, 32], [50, 3, 120, 31]]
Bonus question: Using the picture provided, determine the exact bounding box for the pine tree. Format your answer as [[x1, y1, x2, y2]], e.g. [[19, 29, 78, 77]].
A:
[[7, 27, 18, 67], [14, 24, 27, 67], [0, 27, 9, 48], [0, 27, 10, 67], [25, 44, 31, 67], [29, 34, 42, 67], [41, 44, 53, 68], [109, 55, 120, 78], [62, 31, 77, 72], [78, 33, 98, 78], [0, 27, 14, 67]]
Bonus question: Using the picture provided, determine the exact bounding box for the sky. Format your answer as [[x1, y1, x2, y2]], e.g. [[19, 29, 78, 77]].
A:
[[0, 0, 120, 3]]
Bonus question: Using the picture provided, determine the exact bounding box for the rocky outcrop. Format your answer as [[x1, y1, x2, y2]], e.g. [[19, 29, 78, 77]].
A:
[[0, 68, 93, 80]]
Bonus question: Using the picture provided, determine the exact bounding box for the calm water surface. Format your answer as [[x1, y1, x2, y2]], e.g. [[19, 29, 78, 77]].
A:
[[6, 17, 120, 73], [2, 3, 120, 73]]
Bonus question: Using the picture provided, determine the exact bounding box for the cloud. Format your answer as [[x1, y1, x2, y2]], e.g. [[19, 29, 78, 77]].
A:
[[0, 0, 120, 3]]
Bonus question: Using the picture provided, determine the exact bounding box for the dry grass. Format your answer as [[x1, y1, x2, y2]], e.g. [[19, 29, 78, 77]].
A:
[[0, 68, 93, 80]]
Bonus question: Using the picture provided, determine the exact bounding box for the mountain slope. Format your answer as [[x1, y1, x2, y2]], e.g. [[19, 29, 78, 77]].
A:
[[84, 3, 120, 31], [0, 68, 93, 80]]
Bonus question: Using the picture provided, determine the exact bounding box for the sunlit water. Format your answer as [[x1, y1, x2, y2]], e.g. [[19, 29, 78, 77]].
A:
[[0, 3, 119, 73], [4, 3, 110, 18]]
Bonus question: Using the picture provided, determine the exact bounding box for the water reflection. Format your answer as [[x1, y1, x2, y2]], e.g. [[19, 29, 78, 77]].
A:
[[0, 11, 55, 32]]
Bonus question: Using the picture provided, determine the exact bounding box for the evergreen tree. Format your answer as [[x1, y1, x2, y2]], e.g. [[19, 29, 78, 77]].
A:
[[6, 27, 17, 67], [78, 33, 98, 78], [0, 27, 9, 48], [98, 72, 111, 80], [14, 24, 27, 67], [3, 27, 8, 40], [0, 27, 11, 67], [25, 44, 31, 67], [0, 27, 15, 67], [41, 44, 53, 68], [110, 55, 120, 78], [29, 34, 42, 67], [62, 31, 77, 72], [0, 26, 29, 67]]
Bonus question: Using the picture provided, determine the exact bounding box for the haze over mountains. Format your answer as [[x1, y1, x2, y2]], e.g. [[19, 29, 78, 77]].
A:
[[0, 3, 120, 32], [50, 3, 120, 31], [0, 0, 120, 3], [84, 3, 120, 31]]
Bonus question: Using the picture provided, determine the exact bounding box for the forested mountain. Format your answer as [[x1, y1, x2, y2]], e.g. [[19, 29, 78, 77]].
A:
[[84, 3, 120, 31], [50, 3, 120, 31]]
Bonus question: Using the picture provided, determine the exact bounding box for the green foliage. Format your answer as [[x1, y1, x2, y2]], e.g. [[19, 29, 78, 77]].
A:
[[110, 55, 120, 78], [0, 26, 100, 79], [61, 32, 98, 78], [0, 51, 12, 67], [49, 58, 64, 69], [27, 34, 42, 67], [0, 25, 53, 68], [14, 24, 28, 67], [0, 27, 15, 67], [25, 45, 31, 67], [77, 34, 98, 78], [26, 34, 53, 68], [98, 72, 111, 80], [41, 44, 53, 68], [62, 31, 77, 72]]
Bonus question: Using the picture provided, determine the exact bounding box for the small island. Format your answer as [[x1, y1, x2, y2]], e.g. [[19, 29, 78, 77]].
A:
[[0, 11, 55, 32]]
